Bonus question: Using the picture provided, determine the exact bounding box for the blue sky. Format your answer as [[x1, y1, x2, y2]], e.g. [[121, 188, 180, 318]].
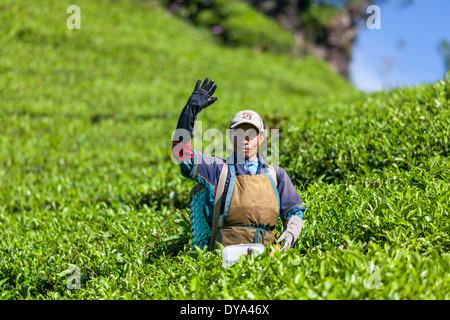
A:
[[349, 0, 450, 92]]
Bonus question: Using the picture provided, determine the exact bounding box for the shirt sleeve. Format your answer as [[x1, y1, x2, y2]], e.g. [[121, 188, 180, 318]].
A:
[[274, 166, 306, 225], [171, 141, 224, 198]]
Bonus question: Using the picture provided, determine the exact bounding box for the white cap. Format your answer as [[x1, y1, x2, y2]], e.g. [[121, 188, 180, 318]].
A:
[[229, 110, 264, 134]]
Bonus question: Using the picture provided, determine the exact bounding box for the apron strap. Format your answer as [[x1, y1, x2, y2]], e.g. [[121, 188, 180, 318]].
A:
[[263, 165, 280, 217], [253, 228, 266, 245], [210, 159, 229, 251], [231, 225, 267, 245], [222, 161, 236, 228]]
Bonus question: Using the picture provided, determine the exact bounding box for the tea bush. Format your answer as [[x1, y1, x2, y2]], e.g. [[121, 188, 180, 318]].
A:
[[159, 0, 297, 54]]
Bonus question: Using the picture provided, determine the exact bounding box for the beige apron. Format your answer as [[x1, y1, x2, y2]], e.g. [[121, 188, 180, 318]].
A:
[[215, 162, 280, 248]]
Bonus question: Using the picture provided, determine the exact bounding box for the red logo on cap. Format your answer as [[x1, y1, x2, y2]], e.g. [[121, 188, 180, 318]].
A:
[[242, 112, 253, 120]]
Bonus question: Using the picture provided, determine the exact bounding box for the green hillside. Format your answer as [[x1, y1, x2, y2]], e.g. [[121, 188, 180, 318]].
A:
[[0, 0, 449, 299]]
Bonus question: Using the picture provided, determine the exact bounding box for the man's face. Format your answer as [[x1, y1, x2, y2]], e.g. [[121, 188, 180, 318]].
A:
[[231, 123, 263, 160]]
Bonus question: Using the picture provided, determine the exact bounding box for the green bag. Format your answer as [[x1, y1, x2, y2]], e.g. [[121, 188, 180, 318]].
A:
[[189, 184, 211, 250]]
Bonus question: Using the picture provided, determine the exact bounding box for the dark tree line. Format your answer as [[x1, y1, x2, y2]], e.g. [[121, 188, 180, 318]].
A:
[[242, 0, 373, 78]]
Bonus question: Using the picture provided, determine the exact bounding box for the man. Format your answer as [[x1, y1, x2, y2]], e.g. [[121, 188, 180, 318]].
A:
[[171, 78, 305, 250]]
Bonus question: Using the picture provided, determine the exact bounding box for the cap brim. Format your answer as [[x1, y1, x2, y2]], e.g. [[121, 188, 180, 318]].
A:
[[230, 120, 260, 131]]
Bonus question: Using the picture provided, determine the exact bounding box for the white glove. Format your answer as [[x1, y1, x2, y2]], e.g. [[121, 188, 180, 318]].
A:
[[277, 216, 303, 250]]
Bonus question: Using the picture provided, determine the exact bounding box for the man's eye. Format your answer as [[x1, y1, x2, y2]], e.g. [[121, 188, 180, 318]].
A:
[[234, 132, 257, 139]]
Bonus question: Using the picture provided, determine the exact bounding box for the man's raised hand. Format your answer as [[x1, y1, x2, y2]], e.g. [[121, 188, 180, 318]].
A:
[[188, 78, 218, 112]]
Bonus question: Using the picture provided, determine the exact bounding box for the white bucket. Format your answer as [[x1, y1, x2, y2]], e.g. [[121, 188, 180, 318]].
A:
[[222, 243, 265, 268]]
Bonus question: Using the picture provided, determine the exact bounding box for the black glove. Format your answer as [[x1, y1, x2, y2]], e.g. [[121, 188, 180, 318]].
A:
[[187, 78, 218, 113], [173, 78, 218, 143]]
